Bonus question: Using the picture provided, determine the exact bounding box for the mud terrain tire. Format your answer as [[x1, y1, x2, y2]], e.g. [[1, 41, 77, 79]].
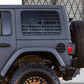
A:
[[10, 63, 60, 84]]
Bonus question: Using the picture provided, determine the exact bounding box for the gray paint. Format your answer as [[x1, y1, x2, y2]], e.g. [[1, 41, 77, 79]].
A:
[[0, 9, 16, 72], [1, 47, 66, 76], [16, 7, 70, 40], [0, 5, 72, 77], [16, 40, 72, 66], [0, 5, 63, 9]]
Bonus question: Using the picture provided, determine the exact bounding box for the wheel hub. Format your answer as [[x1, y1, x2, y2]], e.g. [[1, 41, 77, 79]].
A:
[[24, 76, 47, 84]]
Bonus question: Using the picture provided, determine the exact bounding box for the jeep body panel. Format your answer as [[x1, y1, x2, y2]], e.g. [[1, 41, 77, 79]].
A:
[[1, 47, 66, 76], [16, 6, 70, 40], [15, 5, 72, 65], [0, 9, 16, 72], [0, 5, 72, 77]]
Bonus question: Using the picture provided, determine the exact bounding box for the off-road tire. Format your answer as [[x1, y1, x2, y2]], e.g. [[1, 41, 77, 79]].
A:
[[70, 21, 84, 67], [9, 62, 60, 84]]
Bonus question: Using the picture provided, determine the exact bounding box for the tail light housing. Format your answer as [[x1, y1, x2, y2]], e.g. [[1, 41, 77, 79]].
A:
[[68, 43, 75, 55]]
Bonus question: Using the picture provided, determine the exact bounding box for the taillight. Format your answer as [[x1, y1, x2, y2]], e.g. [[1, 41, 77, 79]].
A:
[[68, 43, 75, 55], [68, 46, 72, 53]]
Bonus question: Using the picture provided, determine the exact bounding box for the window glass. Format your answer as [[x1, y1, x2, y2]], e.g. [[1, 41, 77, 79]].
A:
[[0, 12, 11, 35], [21, 11, 61, 36]]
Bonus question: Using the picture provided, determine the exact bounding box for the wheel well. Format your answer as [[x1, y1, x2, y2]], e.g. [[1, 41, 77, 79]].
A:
[[2, 51, 62, 84], [6, 51, 60, 76], [13, 51, 59, 67]]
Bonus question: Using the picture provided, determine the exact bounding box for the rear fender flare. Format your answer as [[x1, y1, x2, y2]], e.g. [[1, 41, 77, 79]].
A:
[[1, 47, 66, 76]]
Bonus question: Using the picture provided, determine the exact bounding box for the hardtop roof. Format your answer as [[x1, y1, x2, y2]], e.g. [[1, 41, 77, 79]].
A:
[[0, 5, 63, 9]]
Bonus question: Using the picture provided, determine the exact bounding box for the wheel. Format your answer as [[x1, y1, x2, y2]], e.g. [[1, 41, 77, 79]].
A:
[[10, 63, 60, 84], [70, 21, 84, 67]]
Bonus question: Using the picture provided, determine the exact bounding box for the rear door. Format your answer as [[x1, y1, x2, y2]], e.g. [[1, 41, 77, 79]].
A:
[[0, 9, 16, 72]]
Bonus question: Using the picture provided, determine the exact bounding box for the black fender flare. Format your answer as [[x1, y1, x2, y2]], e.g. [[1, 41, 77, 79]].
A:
[[1, 47, 66, 76]]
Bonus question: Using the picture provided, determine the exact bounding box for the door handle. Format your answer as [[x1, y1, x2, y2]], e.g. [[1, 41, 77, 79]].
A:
[[0, 43, 10, 47]]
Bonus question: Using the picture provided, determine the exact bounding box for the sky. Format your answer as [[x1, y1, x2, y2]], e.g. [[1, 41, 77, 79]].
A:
[[0, 0, 84, 83], [0, 0, 21, 5]]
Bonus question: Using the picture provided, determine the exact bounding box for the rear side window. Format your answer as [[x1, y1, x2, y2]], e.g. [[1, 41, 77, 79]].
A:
[[0, 12, 11, 35], [21, 11, 61, 36]]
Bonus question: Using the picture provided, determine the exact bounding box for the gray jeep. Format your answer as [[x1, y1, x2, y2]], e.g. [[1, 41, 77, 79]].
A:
[[0, 5, 84, 84]]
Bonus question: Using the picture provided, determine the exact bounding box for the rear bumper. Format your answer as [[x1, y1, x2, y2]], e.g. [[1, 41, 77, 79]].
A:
[[63, 67, 80, 80]]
